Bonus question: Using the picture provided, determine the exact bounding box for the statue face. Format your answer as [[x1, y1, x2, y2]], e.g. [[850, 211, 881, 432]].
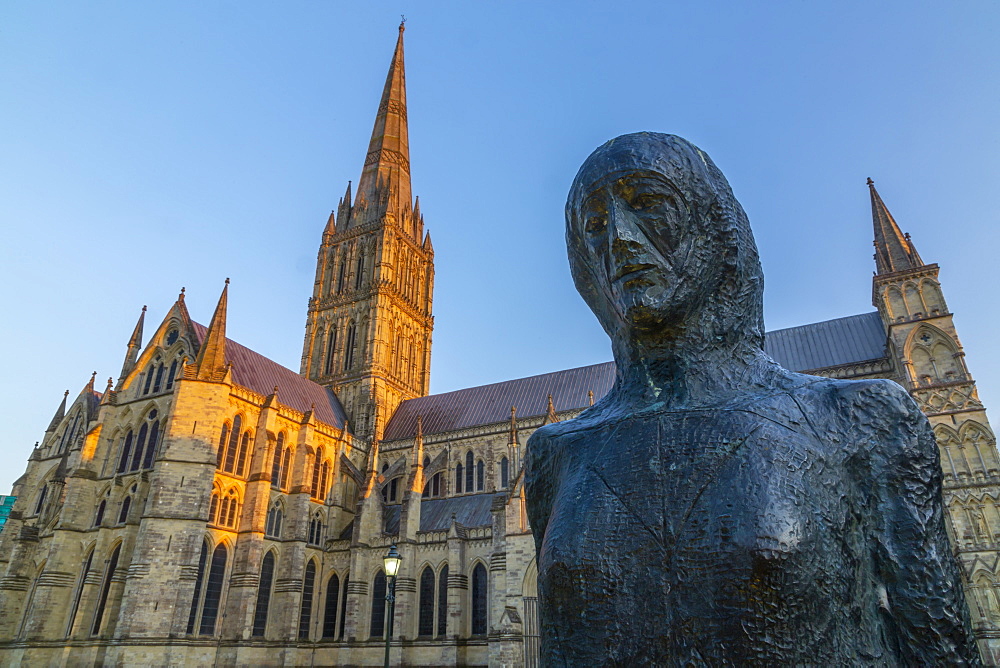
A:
[[572, 168, 713, 336]]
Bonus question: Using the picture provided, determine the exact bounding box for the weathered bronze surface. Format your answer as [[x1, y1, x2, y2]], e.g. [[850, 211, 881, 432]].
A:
[[525, 133, 979, 666]]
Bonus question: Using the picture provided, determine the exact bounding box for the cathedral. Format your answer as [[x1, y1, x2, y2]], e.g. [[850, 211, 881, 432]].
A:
[[1, 24, 999, 667]]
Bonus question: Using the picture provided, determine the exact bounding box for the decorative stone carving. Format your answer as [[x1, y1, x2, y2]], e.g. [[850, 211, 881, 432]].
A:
[[526, 133, 979, 665]]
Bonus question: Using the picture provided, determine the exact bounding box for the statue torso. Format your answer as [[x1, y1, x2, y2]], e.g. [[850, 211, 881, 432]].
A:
[[534, 386, 893, 666]]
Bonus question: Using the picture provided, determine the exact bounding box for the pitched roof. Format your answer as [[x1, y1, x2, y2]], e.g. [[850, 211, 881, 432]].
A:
[[191, 323, 348, 430], [383, 362, 615, 440], [384, 312, 888, 440], [763, 311, 887, 374], [383, 493, 501, 534]]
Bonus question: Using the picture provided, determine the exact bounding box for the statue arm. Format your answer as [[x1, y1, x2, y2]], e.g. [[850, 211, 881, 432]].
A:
[[867, 381, 979, 664]]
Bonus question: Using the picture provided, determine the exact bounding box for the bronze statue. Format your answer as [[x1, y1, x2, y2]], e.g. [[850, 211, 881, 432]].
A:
[[525, 133, 979, 666]]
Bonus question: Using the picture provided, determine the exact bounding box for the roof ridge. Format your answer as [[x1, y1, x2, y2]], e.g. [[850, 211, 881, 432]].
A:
[[416, 360, 615, 402], [764, 311, 879, 336]]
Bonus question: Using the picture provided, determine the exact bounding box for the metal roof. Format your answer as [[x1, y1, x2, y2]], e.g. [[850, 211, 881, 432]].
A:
[[384, 312, 888, 440], [383, 362, 616, 440], [763, 311, 887, 374], [383, 493, 501, 534], [192, 322, 348, 430]]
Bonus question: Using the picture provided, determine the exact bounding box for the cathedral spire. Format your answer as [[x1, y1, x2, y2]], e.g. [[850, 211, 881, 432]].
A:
[[194, 279, 229, 381], [355, 22, 411, 213], [869, 178, 924, 275], [119, 305, 146, 382]]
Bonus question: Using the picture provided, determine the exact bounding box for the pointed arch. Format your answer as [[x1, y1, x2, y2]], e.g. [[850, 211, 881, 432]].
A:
[[299, 559, 317, 639], [308, 509, 325, 546], [117, 496, 132, 524], [419, 565, 436, 637], [437, 563, 449, 637], [471, 561, 488, 635], [235, 429, 252, 477], [92, 542, 122, 635], [222, 415, 243, 473], [251, 550, 277, 637], [65, 544, 95, 637], [186, 540, 210, 634], [198, 542, 228, 635], [322, 571, 341, 639], [265, 500, 283, 539], [271, 431, 286, 488], [465, 451, 474, 492], [370, 569, 388, 638]]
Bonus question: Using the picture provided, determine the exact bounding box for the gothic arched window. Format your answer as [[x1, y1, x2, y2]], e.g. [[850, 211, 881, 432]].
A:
[[265, 503, 283, 539], [271, 432, 284, 488], [141, 418, 160, 469], [217, 422, 230, 469], [235, 431, 251, 477], [456, 463, 463, 494], [337, 255, 347, 293], [33, 484, 48, 515], [222, 416, 242, 473], [471, 563, 488, 636], [308, 513, 324, 546], [370, 570, 387, 639], [324, 326, 338, 376], [218, 489, 239, 529], [418, 566, 435, 636], [129, 423, 149, 473], [91, 544, 122, 636], [186, 541, 209, 634], [312, 448, 323, 499], [165, 359, 179, 391], [299, 560, 317, 639], [198, 543, 228, 636], [322, 573, 341, 639], [251, 551, 276, 637], [319, 460, 331, 500], [117, 496, 131, 524], [339, 574, 350, 639], [465, 452, 474, 492], [152, 363, 166, 393], [476, 460, 485, 492], [281, 447, 292, 490], [67, 548, 94, 636], [94, 500, 106, 527], [437, 565, 448, 637], [500, 456, 509, 489], [355, 252, 365, 289], [116, 430, 134, 474], [344, 323, 357, 371]]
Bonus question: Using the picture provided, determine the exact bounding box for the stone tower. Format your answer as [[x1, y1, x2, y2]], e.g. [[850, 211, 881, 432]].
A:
[[300, 23, 434, 442], [869, 178, 1000, 661]]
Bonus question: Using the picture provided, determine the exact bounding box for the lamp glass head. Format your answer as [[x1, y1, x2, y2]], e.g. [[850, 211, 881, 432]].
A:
[[384, 545, 402, 577]]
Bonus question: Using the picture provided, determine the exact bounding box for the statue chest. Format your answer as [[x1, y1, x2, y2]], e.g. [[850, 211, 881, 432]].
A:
[[537, 409, 865, 648]]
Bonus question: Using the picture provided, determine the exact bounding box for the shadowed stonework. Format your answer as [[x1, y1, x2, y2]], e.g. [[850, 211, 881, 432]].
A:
[[525, 133, 979, 666]]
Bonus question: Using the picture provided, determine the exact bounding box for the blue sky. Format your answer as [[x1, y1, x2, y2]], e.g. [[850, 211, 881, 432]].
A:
[[1, 2, 998, 493]]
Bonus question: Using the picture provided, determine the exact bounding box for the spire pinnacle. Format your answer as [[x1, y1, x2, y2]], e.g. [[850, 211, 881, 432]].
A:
[[545, 394, 559, 424], [509, 406, 519, 445], [409, 415, 424, 493], [46, 390, 69, 432], [869, 178, 924, 275], [194, 280, 229, 381], [119, 305, 147, 381], [354, 24, 411, 215]]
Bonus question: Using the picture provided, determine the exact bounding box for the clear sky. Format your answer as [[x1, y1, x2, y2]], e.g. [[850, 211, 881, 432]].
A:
[[1, 2, 998, 493]]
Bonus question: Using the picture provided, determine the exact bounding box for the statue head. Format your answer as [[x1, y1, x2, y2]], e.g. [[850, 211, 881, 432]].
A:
[[566, 133, 764, 355]]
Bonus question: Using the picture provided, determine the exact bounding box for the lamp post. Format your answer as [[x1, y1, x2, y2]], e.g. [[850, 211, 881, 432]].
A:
[[383, 544, 402, 668]]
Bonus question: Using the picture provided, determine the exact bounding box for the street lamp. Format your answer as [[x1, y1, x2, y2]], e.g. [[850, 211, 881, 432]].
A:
[[383, 544, 402, 668]]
